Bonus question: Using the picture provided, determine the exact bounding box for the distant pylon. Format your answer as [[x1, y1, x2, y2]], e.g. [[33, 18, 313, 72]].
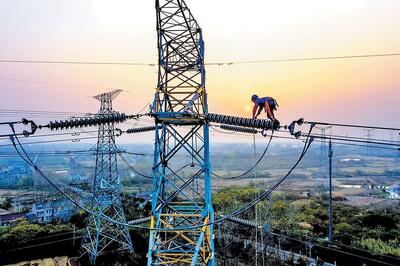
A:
[[81, 89, 133, 265], [365, 129, 374, 154], [315, 126, 332, 188]]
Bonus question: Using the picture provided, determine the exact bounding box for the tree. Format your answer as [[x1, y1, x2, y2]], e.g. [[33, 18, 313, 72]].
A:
[[0, 198, 12, 210]]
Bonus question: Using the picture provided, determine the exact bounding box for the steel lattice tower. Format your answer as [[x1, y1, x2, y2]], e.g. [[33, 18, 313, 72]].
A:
[[147, 0, 215, 265], [81, 89, 133, 265]]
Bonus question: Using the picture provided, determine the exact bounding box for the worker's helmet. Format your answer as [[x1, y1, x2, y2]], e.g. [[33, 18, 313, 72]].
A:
[[251, 94, 258, 102]]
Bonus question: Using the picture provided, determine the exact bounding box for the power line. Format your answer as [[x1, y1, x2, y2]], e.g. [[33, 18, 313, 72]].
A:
[[265, 231, 394, 266], [0, 130, 99, 141], [0, 136, 99, 147], [0, 149, 143, 158], [0, 59, 152, 66], [0, 108, 86, 116], [0, 78, 98, 89], [310, 132, 400, 144], [212, 125, 400, 146], [2, 119, 397, 233], [1, 52, 399, 67], [0, 78, 135, 98], [304, 120, 400, 131], [212, 132, 274, 179], [6, 123, 313, 232], [119, 153, 152, 179], [307, 138, 400, 151], [207, 52, 400, 65], [0, 150, 90, 155], [276, 132, 400, 151], [225, 218, 395, 266], [119, 153, 201, 179], [211, 126, 400, 151], [1, 236, 83, 253], [295, 232, 400, 262], [223, 126, 314, 220], [306, 133, 400, 147], [6, 131, 148, 231]]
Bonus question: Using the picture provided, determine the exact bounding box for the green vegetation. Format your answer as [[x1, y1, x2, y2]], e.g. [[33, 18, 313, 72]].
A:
[[213, 186, 400, 258], [1, 186, 398, 265], [0, 219, 73, 244], [213, 186, 262, 212], [354, 238, 400, 257], [69, 210, 88, 228], [0, 197, 12, 210]]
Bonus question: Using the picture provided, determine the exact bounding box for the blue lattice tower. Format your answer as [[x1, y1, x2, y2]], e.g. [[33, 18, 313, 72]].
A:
[[81, 89, 133, 264], [147, 0, 215, 265]]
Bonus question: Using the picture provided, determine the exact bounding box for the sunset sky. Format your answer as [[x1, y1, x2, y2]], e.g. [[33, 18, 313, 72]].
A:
[[0, 0, 399, 140]]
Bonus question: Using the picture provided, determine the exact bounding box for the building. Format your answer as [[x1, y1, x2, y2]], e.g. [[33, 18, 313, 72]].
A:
[[387, 184, 400, 199], [27, 199, 76, 223], [0, 162, 31, 177], [0, 166, 19, 187], [0, 208, 10, 215], [339, 184, 362, 189], [134, 192, 152, 201], [70, 173, 88, 183], [0, 162, 32, 188]]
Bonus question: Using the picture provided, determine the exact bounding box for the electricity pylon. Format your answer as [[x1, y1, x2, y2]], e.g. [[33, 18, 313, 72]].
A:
[[147, 0, 215, 265], [315, 126, 332, 190], [365, 129, 374, 154], [81, 89, 133, 265]]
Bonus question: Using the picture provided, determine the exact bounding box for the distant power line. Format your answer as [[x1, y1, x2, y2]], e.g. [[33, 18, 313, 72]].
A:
[[304, 120, 400, 131], [0, 136, 99, 147], [0, 108, 87, 116], [0, 52, 399, 67], [0, 78, 99, 89], [0, 59, 152, 66], [207, 52, 400, 65]]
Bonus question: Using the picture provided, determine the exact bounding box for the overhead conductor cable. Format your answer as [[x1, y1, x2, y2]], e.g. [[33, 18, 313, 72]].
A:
[[8, 123, 314, 231]]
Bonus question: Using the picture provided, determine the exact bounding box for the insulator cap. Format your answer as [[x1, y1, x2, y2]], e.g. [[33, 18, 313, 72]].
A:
[[47, 113, 127, 131], [126, 125, 161, 134], [206, 113, 277, 130], [128, 216, 151, 225], [220, 125, 258, 134], [223, 215, 259, 228]]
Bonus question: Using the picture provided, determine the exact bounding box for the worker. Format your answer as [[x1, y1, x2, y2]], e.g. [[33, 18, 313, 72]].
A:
[[251, 94, 279, 123]]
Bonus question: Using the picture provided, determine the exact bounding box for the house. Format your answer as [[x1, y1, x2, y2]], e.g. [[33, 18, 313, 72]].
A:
[[0, 162, 31, 177], [131, 192, 152, 208], [70, 173, 88, 183], [387, 184, 400, 199], [134, 192, 152, 201], [0, 208, 9, 215], [340, 158, 361, 162], [0, 212, 27, 226], [339, 184, 362, 189], [0, 173, 19, 187], [27, 199, 76, 223], [0, 162, 32, 188], [28, 202, 54, 223]]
